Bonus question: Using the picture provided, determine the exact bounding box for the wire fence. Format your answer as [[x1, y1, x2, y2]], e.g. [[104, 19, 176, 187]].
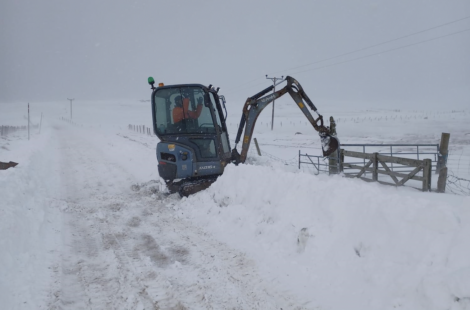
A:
[[129, 124, 155, 136], [260, 150, 299, 166], [59, 117, 83, 127], [446, 171, 470, 196]]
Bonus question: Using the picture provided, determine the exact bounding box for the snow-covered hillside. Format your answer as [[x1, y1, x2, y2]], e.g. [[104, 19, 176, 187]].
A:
[[1, 100, 469, 309]]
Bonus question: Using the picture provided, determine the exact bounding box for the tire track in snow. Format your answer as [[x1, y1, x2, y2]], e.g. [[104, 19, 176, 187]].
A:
[[48, 126, 170, 309], [47, 124, 307, 309]]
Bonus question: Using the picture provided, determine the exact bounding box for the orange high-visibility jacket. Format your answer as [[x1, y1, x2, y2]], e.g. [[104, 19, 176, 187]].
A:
[[173, 98, 203, 123]]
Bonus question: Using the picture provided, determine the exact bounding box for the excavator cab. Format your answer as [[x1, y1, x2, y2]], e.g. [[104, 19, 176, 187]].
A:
[[149, 79, 231, 195]]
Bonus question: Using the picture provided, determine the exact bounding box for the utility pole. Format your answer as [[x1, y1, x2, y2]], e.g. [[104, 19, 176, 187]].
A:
[[38, 113, 43, 134], [67, 98, 75, 119], [28, 103, 30, 140], [265, 75, 284, 130]]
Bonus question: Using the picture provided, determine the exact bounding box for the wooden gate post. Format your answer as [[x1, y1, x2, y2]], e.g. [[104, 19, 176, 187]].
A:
[[328, 155, 338, 175], [422, 159, 432, 192], [328, 117, 339, 175], [437, 167, 448, 193], [340, 149, 344, 173], [436, 132, 450, 174], [437, 132, 450, 193], [372, 152, 378, 182], [329, 116, 337, 136]]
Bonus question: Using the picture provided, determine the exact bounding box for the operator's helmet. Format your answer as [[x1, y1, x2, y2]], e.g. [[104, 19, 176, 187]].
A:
[[174, 95, 182, 106]]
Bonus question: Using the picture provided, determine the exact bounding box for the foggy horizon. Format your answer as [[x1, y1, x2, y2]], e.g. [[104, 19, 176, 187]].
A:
[[1, 0, 469, 108]]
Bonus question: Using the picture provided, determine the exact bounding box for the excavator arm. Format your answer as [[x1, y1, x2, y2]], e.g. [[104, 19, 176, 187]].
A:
[[231, 76, 339, 164]]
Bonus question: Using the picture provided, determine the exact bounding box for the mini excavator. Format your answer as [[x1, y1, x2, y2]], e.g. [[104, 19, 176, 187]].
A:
[[147, 76, 339, 196]]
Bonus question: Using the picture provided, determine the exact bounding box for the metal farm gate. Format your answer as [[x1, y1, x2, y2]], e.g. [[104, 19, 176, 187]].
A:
[[299, 143, 441, 192]]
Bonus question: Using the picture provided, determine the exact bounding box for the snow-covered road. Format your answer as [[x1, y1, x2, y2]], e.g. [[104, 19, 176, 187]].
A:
[[43, 124, 305, 309]]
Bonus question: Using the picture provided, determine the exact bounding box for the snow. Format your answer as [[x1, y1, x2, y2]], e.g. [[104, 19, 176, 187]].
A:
[[1, 99, 470, 309]]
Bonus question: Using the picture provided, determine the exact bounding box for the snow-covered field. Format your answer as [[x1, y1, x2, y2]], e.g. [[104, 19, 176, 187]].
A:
[[1, 99, 470, 309]]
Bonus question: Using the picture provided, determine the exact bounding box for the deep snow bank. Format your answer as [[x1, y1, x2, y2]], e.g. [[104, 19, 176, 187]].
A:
[[176, 163, 470, 309], [0, 125, 62, 309]]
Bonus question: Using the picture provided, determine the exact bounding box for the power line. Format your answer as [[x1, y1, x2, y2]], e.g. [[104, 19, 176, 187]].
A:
[[224, 15, 470, 96], [226, 26, 470, 96], [223, 77, 264, 96], [269, 15, 470, 75], [289, 27, 470, 76]]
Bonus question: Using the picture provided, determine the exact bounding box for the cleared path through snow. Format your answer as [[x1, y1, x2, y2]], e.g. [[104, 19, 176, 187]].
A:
[[47, 123, 305, 309]]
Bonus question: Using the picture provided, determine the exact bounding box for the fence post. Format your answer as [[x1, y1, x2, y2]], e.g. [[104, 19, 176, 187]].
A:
[[28, 103, 30, 140], [340, 149, 344, 172], [298, 150, 301, 169], [436, 132, 450, 174], [253, 138, 262, 156], [329, 153, 340, 175], [422, 159, 432, 192], [328, 117, 338, 175], [437, 167, 447, 193], [328, 157, 336, 175], [38, 113, 43, 134], [436, 132, 450, 193], [329, 116, 337, 136], [373, 152, 378, 182]]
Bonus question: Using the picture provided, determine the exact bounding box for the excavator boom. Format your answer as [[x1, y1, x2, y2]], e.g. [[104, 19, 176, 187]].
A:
[[232, 76, 339, 164]]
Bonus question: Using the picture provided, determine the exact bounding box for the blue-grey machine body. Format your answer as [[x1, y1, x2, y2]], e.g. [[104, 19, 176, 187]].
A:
[[156, 142, 224, 181]]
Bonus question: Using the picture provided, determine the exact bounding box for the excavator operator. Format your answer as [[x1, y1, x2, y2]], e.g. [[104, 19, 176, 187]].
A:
[[172, 95, 203, 123]]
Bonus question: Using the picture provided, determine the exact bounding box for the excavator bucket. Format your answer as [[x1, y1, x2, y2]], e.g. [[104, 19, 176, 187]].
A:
[[320, 133, 340, 157]]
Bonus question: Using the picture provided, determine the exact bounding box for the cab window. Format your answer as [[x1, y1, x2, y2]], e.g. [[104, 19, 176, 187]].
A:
[[154, 87, 216, 135]]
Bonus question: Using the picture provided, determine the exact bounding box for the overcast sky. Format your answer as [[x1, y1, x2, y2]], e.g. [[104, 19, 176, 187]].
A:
[[1, 0, 469, 108]]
